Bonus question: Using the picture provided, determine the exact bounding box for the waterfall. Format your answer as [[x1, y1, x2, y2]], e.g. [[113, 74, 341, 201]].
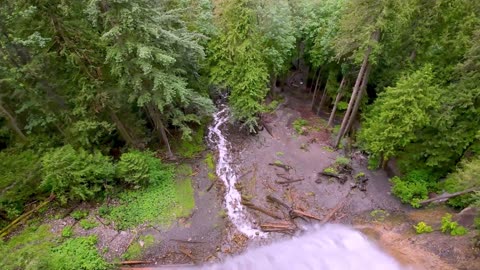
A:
[[207, 101, 265, 238]]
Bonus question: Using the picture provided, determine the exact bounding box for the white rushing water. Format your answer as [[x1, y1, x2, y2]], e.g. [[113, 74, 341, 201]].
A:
[[207, 103, 265, 238], [199, 224, 405, 270]]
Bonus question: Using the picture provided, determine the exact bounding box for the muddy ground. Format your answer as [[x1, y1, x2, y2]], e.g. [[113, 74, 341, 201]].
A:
[[40, 87, 478, 269], [222, 88, 478, 270]]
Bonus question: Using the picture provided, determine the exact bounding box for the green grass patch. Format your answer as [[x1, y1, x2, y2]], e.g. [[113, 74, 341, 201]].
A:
[[62, 226, 74, 238], [105, 164, 194, 230], [275, 151, 284, 156], [292, 118, 309, 135], [323, 167, 338, 174], [71, 210, 88, 220], [322, 146, 334, 152], [0, 225, 108, 270], [335, 156, 350, 166], [79, 219, 98, 230], [205, 152, 217, 181], [123, 234, 155, 260]]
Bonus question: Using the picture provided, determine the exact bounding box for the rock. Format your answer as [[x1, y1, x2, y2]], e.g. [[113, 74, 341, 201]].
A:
[[453, 207, 479, 228]]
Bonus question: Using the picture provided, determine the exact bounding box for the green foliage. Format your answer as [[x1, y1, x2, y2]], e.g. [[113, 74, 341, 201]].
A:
[[106, 164, 194, 230], [413, 221, 433, 234], [441, 214, 468, 236], [474, 217, 480, 230], [209, 0, 295, 131], [336, 101, 348, 111], [40, 145, 115, 204], [292, 119, 308, 135], [0, 149, 42, 221], [323, 167, 338, 175], [117, 150, 170, 187], [443, 157, 480, 208], [49, 236, 108, 270], [276, 152, 284, 157], [71, 210, 89, 221], [367, 155, 381, 170], [79, 219, 98, 230], [0, 224, 54, 270], [62, 226, 74, 238], [370, 209, 389, 222], [391, 170, 437, 208], [173, 128, 206, 158], [355, 172, 366, 179], [122, 235, 155, 260], [359, 65, 441, 161], [391, 177, 427, 208], [335, 156, 350, 166]]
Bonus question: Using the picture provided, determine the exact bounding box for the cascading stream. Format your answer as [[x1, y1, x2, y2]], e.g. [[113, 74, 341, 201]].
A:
[[207, 102, 265, 238]]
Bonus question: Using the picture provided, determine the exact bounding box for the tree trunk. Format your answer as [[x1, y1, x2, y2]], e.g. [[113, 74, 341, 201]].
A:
[[317, 81, 329, 115], [146, 104, 173, 157], [310, 69, 322, 110], [334, 30, 380, 148], [110, 109, 137, 148], [328, 76, 346, 127], [0, 101, 27, 141], [343, 63, 372, 136]]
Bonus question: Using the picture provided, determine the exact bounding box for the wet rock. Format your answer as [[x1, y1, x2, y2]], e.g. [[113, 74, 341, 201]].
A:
[[453, 207, 479, 228]]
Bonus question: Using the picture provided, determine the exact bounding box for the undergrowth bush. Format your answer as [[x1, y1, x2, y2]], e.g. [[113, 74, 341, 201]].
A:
[[173, 128, 205, 158], [40, 145, 115, 204], [105, 164, 194, 229], [413, 221, 433, 234], [391, 170, 436, 208], [116, 150, 166, 187], [292, 118, 308, 135], [0, 150, 42, 222], [1, 223, 109, 270], [441, 213, 468, 236], [49, 235, 108, 270]]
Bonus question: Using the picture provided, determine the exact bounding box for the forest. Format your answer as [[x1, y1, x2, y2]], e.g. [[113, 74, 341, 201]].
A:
[[1, 0, 479, 269]]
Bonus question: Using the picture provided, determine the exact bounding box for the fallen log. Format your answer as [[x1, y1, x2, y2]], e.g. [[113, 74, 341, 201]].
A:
[[119, 261, 154, 265], [276, 174, 305, 184], [261, 119, 274, 138], [319, 171, 341, 178], [268, 162, 293, 172], [179, 247, 195, 261], [266, 195, 320, 221], [206, 179, 217, 192], [291, 210, 321, 221], [419, 188, 478, 205], [0, 194, 55, 238], [266, 195, 291, 211], [242, 201, 283, 219], [321, 195, 349, 224]]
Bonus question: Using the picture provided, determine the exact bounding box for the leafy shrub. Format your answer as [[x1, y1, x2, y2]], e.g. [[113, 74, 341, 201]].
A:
[[62, 226, 74, 238], [71, 210, 88, 220], [49, 235, 108, 270], [367, 155, 380, 170], [443, 158, 480, 208], [79, 219, 98, 230], [337, 101, 348, 111], [391, 170, 436, 208], [335, 156, 350, 166], [173, 128, 205, 158], [40, 145, 115, 204], [117, 151, 151, 186], [0, 150, 42, 221], [117, 150, 170, 187], [441, 213, 468, 236], [292, 118, 308, 135], [323, 167, 338, 174], [413, 221, 433, 234], [0, 224, 54, 269]]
